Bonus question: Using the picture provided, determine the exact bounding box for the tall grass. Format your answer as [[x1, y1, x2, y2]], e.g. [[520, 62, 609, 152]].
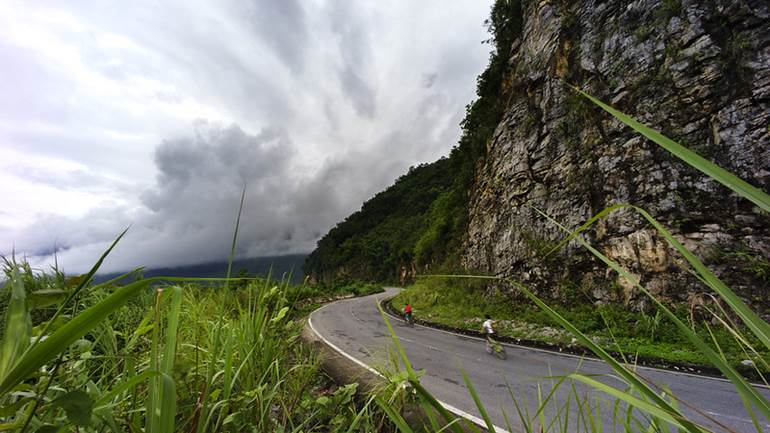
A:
[[0, 187, 384, 432], [0, 257, 387, 432]]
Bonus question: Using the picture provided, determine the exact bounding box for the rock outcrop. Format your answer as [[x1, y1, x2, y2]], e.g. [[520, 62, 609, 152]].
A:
[[463, 0, 770, 311]]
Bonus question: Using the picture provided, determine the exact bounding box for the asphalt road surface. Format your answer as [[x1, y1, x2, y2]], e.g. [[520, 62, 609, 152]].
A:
[[308, 288, 770, 433]]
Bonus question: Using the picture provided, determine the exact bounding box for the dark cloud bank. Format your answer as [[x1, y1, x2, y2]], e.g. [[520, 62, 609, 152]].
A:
[[10, 120, 441, 273]]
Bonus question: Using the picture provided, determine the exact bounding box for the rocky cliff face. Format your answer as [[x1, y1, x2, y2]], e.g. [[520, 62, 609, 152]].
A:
[[463, 0, 770, 311]]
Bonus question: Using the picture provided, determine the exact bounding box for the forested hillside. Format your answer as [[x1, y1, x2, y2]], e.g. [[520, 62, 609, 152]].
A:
[[305, 159, 455, 282], [305, 0, 523, 283]]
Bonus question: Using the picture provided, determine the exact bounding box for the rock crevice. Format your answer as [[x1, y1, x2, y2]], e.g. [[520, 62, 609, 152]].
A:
[[462, 0, 770, 311]]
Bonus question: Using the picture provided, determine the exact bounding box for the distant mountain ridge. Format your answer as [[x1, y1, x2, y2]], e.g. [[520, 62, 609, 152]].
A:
[[94, 254, 307, 285]]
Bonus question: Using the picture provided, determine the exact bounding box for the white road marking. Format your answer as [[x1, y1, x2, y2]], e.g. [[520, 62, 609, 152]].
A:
[[705, 410, 770, 427], [309, 300, 512, 433]]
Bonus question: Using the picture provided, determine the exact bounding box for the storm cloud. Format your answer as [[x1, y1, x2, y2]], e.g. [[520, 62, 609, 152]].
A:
[[0, 0, 492, 273]]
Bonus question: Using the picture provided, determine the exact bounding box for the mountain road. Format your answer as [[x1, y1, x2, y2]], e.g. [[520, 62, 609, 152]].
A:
[[308, 288, 770, 433]]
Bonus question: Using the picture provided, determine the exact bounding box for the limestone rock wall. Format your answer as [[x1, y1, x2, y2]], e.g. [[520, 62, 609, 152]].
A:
[[463, 0, 770, 311]]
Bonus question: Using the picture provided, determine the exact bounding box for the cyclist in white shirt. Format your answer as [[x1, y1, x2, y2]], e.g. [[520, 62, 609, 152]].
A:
[[482, 315, 494, 334], [482, 314, 495, 347]]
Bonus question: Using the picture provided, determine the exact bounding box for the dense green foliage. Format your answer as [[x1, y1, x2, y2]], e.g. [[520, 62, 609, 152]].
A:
[[304, 159, 457, 282], [0, 260, 391, 432], [305, 0, 523, 283]]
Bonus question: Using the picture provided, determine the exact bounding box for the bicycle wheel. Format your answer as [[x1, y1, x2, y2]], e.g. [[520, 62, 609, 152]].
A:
[[494, 346, 507, 360]]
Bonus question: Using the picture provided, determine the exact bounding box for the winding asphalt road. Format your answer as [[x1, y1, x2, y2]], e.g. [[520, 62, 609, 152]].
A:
[[309, 288, 770, 433]]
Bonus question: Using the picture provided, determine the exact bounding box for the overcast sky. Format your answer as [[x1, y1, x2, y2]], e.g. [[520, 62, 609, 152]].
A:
[[0, 0, 492, 274]]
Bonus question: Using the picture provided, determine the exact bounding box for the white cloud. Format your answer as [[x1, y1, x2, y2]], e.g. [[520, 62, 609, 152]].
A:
[[0, 0, 493, 273]]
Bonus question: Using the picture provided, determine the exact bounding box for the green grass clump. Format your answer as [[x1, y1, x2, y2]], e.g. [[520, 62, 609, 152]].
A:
[[0, 183, 389, 432], [0, 256, 389, 432]]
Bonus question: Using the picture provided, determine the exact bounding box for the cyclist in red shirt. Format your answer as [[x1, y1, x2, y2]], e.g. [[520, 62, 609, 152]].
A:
[[403, 303, 413, 325]]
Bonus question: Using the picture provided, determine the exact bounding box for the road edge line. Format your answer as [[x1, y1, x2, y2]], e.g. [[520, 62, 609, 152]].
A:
[[381, 293, 770, 388], [308, 298, 512, 433]]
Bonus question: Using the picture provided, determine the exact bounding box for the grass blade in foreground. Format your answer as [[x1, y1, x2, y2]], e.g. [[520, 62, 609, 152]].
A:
[[532, 207, 770, 424], [572, 87, 770, 213], [375, 396, 414, 433], [94, 370, 162, 409], [425, 273, 707, 433], [544, 203, 770, 353], [378, 304, 473, 433], [0, 267, 31, 382], [566, 374, 691, 431], [0, 275, 240, 398], [0, 277, 151, 396], [460, 367, 497, 432], [510, 280, 707, 433], [157, 286, 182, 433], [224, 184, 246, 290], [30, 228, 130, 350], [633, 206, 770, 352]]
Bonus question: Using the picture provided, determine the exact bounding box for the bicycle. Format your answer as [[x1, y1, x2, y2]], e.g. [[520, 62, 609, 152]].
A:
[[485, 337, 507, 360], [403, 312, 414, 327]]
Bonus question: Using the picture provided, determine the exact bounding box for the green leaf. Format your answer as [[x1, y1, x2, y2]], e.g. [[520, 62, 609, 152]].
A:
[[432, 272, 707, 433], [27, 289, 67, 308], [157, 375, 176, 433], [0, 396, 33, 417], [159, 287, 182, 433], [631, 206, 770, 353], [460, 367, 496, 432], [271, 306, 289, 323], [547, 202, 770, 355], [94, 370, 162, 408], [377, 305, 469, 433], [566, 375, 691, 430], [147, 287, 181, 433], [375, 396, 414, 433], [0, 267, 32, 383], [224, 184, 247, 290], [0, 277, 151, 397], [223, 412, 238, 425], [30, 227, 130, 347], [345, 395, 376, 433], [51, 390, 93, 427]]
